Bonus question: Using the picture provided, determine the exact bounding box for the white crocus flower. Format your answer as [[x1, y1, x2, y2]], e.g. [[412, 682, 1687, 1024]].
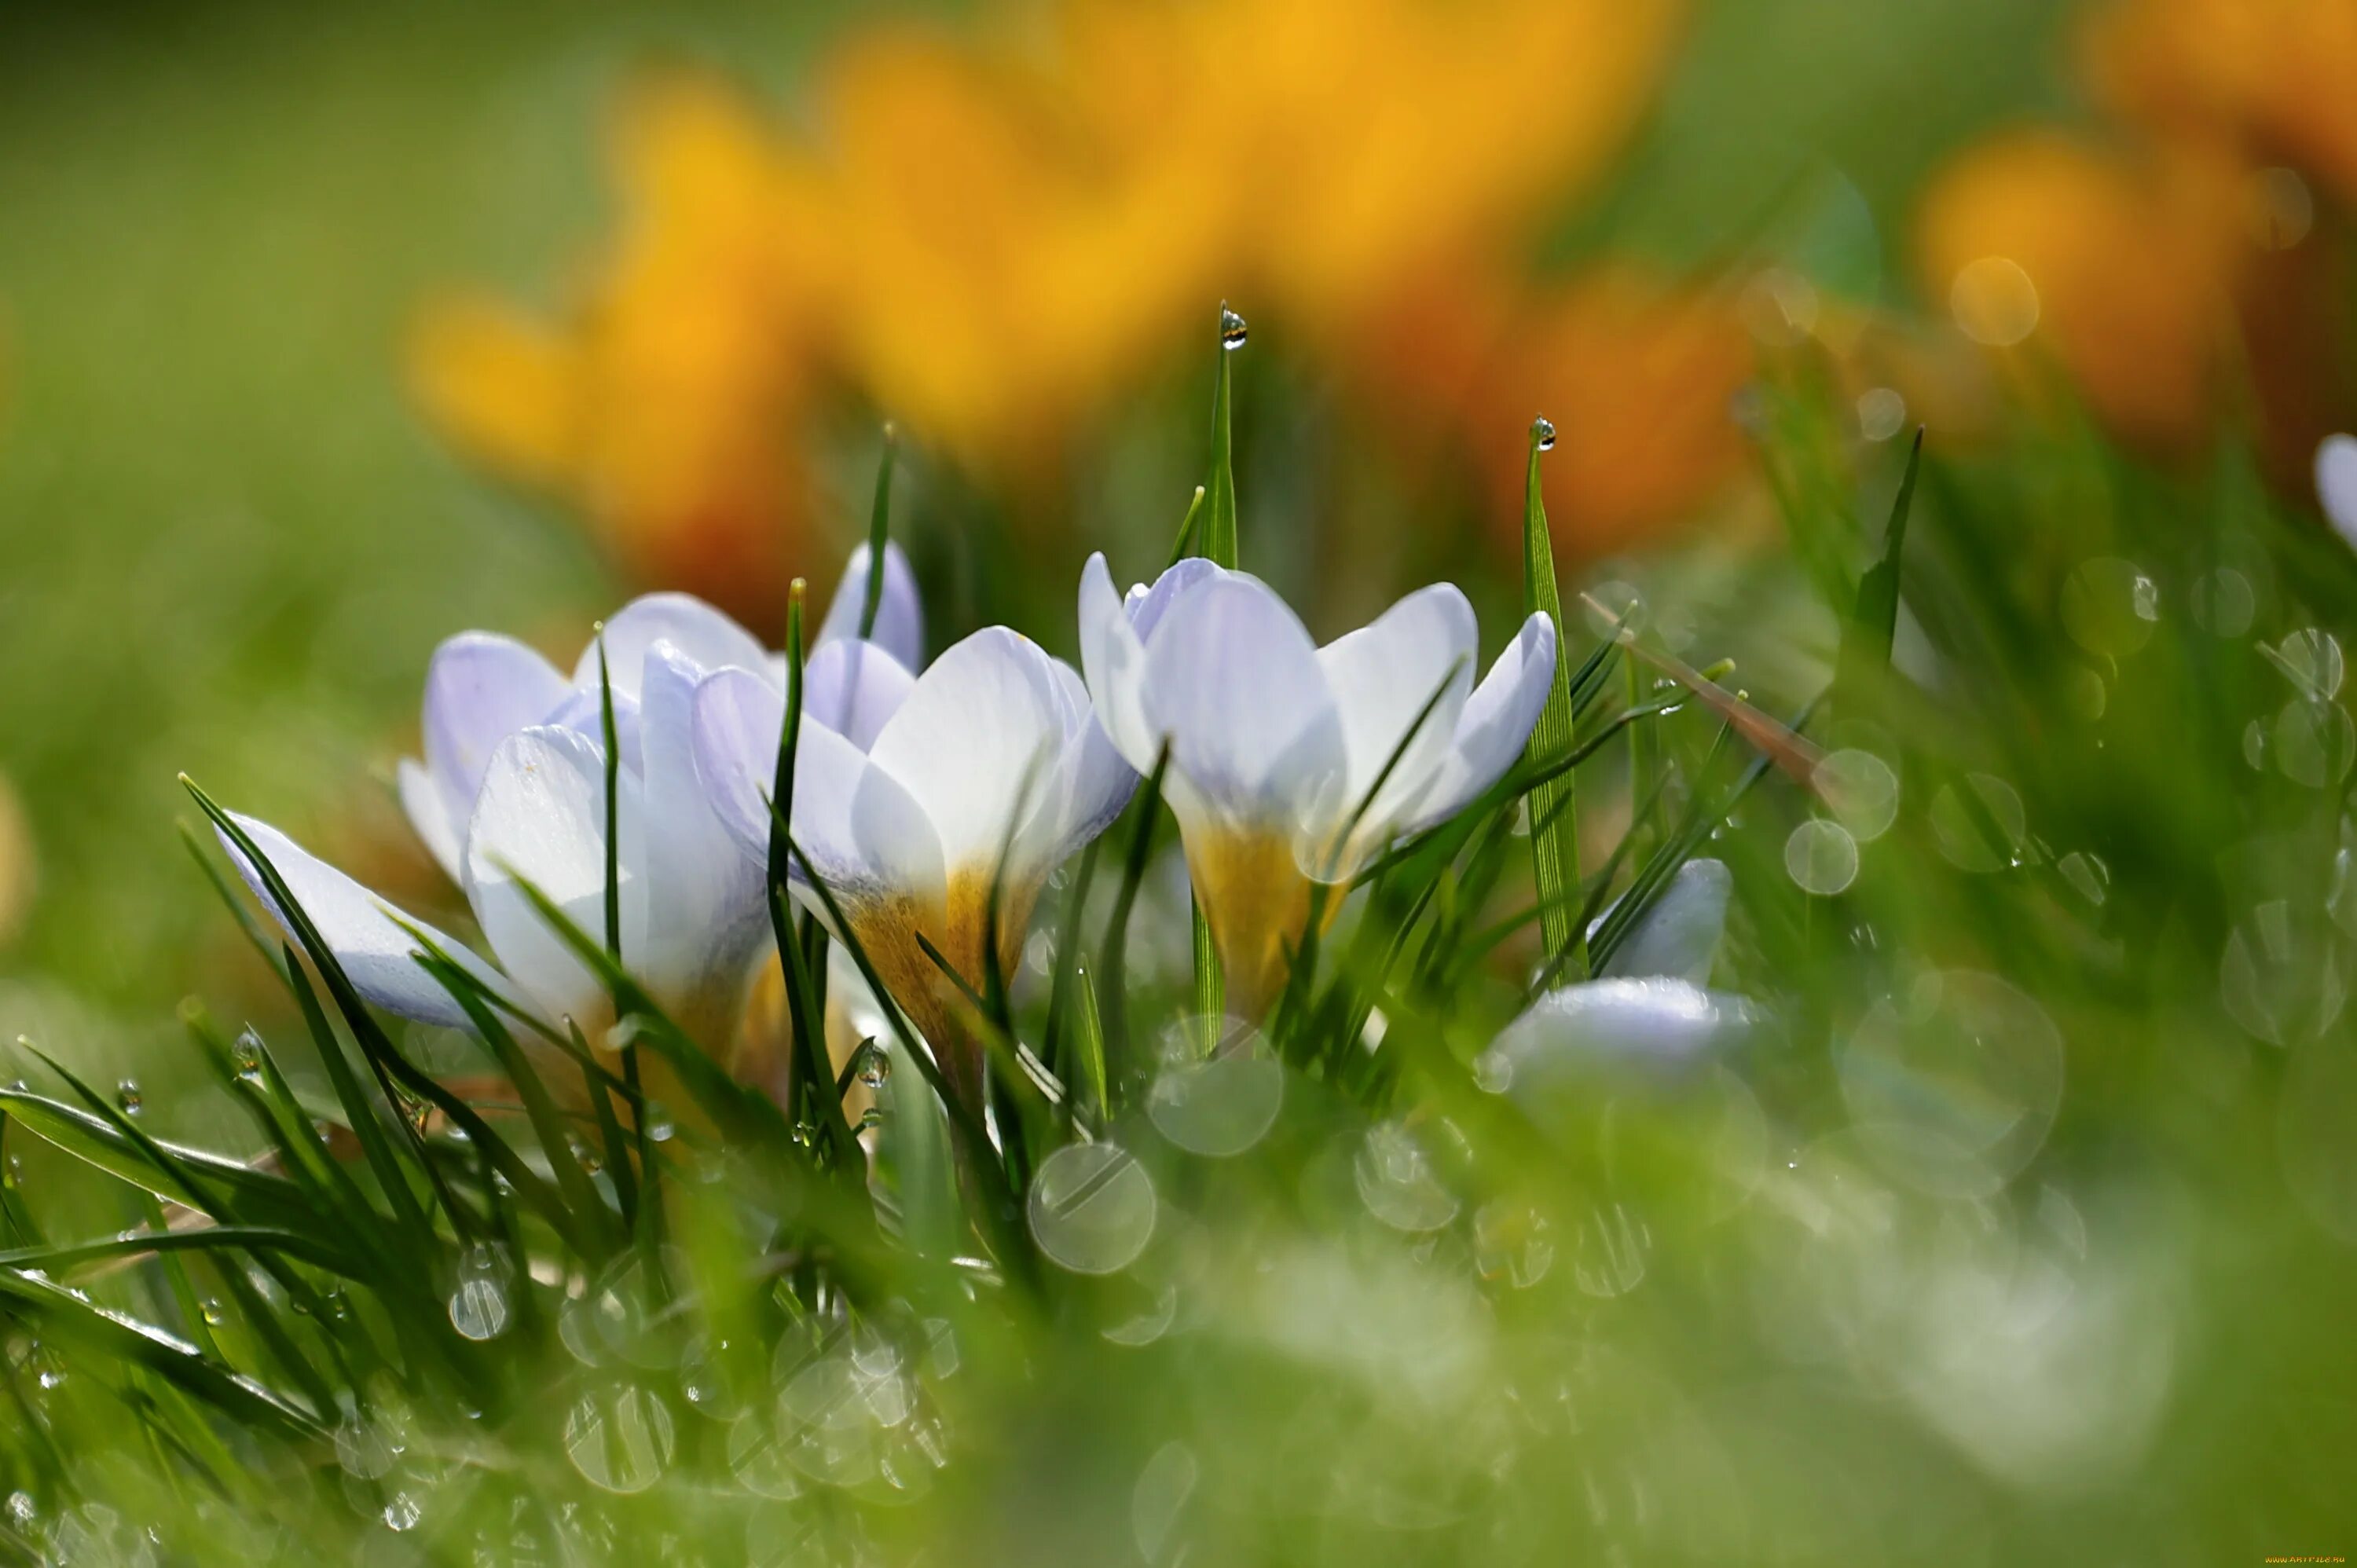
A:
[[395, 544, 921, 881], [2318, 433, 2357, 552], [691, 625, 1135, 1107], [223, 547, 920, 1047], [1076, 554, 1558, 1017], [1480, 859, 1750, 1112]]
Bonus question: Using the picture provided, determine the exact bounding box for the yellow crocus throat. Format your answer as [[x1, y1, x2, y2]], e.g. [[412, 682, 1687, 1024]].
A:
[[1183, 824, 1329, 1024]]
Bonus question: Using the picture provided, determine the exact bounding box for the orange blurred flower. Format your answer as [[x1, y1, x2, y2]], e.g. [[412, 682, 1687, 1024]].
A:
[[2085, 0, 2357, 205], [411, 78, 827, 628], [416, 0, 1730, 588], [1915, 132, 2245, 449], [1912, 2, 2357, 482]]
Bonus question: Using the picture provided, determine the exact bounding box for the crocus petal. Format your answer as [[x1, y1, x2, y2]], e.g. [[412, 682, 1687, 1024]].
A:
[[577, 592, 768, 702], [220, 813, 515, 1030], [2319, 434, 2357, 551], [544, 687, 644, 777], [464, 727, 644, 1032], [1078, 552, 1158, 773], [801, 638, 918, 753], [634, 643, 771, 1019], [1137, 573, 1347, 839], [1079, 554, 1223, 775], [1483, 976, 1750, 1103], [1317, 584, 1478, 838], [398, 758, 464, 884], [817, 542, 925, 673], [419, 632, 570, 844], [1593, 859, 1732, 984], [1043, 658, 1139, 863], [688, 666, 944, 905], [1406, 612, 1559, 833], [868, 628, 1076, 877]]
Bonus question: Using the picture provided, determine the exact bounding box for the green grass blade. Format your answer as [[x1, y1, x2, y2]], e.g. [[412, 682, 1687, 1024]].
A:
[[859, 423, 899, 639], [1520, 419, 1584, 975]]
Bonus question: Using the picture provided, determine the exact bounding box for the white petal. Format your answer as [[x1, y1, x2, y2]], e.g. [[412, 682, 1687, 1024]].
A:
[[577, 593, 768, 701], [1484, 976, 1750, 1105], [420, 632, 569, 837], [1079, 555, 1224, 775], [634, 643, 772, 1016], [2319, 434, 2357, 551], [1137, 573, 1346, 839], [544, 687, 643, 777], [801, 638, 918, 753], [1594, 859, 1732, 984], [867, 627, 1072, 876], [464, 727, 644, 1031], [689, 666, 944, 904], [1406, 612, 1560, 833], [1078, 553, 1157, 773], [817, 542, 925, 672], [1043, 657, 1138, 864], [219, 813, 517, 1030], [1317, 584, 1477, 835], [398, 758, 464, 884]]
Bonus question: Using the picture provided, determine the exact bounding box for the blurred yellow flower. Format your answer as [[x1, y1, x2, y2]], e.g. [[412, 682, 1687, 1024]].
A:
[[2085, 0, 2357, 205], [1915, 132, 2244, 449], [416, 0, 1717, 585], [411, 77, 826, 628]]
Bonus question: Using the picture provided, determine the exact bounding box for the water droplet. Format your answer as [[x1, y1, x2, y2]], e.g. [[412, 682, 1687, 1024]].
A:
[[1582, 580, 1648, 638], [1531, 414, 1557, 452], [1028, 1142, 1157, 1274], [1740, 267, 1820, 346], [233, 1029, 265, 1085], [1785, 819, 1860, 896], [1930, 773, 2028, 873], [1856, 387, 1907, 442], [2267, 628, 2346, 699], [2058, 851, 2111, 907], [1813, 749, 1900, 841], [447, 1245, 511, 1342], [2275, 698, 2355, 788], [1950, 255, 2040, 346], [2245, 165, 2315, 251], [335, 1411, 398, 1480], [1132, 1442, 1198, 1563], [564, 1387, 676, 1493], [855, 1042, 889, 1091], [1218, 305, 1247, 350], [1840, 970, 2066, 1197], [2060, 558, 2160, 658], [1570, 1203, 1651, 1297], [1147, 1016, 1283, 1157], [382, 1493, 422, 1533], [1354, 1123, 1458, 1232], [200, 1299, 225, 1327], [2190, 568, 2256, 638], [1472, 1050, 1513, 1094], [2223, 899, 2346, 1046], [115, 1079, 142, 1116], [725, 1410, 804, 1500], [1473, 1201, 1555, 1288]]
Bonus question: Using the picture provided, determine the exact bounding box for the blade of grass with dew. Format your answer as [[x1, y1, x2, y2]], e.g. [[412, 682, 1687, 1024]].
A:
[[1520, 418, 1583, 974], [1183, 312, 1248, 1031]]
